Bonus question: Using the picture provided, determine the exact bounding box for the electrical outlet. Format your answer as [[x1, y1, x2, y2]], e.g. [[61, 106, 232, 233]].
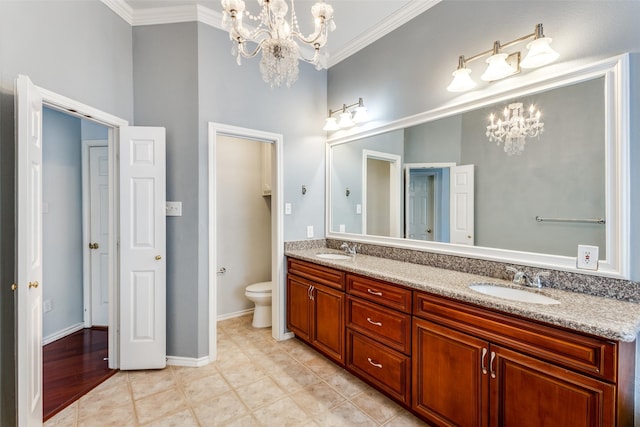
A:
[[43, 299, 52, 313], [285, 203, 292, 215], [165, 201, 182, 216], [577, 245, 599, 270], [306, 225, 314, 238]]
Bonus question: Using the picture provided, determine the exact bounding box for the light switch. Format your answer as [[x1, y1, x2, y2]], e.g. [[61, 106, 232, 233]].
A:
[[285, 203, 292, 215], [166, 201, 182, 216], [306, 225, 314, 238], [339, 224, 346, 232], [356, 204, 362, 214]]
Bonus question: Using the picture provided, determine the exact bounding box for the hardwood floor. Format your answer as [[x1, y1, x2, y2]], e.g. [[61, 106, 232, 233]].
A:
[[43, 328, 116, 422]]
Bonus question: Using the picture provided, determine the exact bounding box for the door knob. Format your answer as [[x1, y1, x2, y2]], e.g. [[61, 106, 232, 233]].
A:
[[29, 281, 39, 289], [89, 243, 99, 249], [155, 255, 162, 260], [11, 283, 17, 291]]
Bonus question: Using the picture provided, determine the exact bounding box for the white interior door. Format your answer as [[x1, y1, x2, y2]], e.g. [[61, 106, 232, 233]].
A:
[[450, 164, 475, 245], [16, 74, 44, 427], [89, 146, 110, 326], [119, 126, 167, 370]]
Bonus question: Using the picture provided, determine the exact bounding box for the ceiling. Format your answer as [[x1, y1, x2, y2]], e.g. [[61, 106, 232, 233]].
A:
[[114, 0, 440, 66]]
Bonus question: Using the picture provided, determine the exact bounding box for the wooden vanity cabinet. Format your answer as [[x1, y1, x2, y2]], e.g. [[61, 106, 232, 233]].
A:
[[286, 258, 346, 366], [413, 291, 631, 427], [345, 274, 413, 405]]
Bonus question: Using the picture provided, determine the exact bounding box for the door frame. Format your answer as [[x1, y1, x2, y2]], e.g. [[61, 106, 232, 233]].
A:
[[81, 140, 108, 328], [36, 86, 127, 370], [208, 122, 287, 361], [361, 149, 402, 237]]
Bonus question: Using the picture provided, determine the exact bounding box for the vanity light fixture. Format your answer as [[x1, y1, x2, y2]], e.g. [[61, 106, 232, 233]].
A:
[[220, 0, 336, 88], [323, 97, 369, 131], [486, 102, 544, 156], [447, 23, 559, 92]]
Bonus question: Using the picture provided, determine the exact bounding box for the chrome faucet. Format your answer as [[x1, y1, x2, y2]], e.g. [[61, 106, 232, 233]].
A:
[[506, 267, 550, 289], [340, 242, 357, 256]]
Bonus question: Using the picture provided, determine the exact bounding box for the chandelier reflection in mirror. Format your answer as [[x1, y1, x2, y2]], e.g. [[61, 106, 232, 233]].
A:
[[486, 103, 544, 156], [221, 0, 336, 88]]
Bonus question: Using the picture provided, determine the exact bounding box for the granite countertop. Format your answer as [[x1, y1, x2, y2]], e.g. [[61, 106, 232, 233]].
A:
[[285, 248, 640, 342]]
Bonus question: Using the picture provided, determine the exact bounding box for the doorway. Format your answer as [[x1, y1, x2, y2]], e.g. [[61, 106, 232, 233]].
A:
[[215, 136, 272, 319], [361, 149, 402, 238], [41, 108, 112, 419], [16, 75, 167, 425], [208, 122, 287, 362]]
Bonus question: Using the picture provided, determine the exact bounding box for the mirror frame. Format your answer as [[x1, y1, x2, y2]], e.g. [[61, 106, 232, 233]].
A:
[[326, 54, 630, 279]]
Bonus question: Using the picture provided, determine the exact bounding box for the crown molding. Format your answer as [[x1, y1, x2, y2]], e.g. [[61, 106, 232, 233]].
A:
[[101, 0, 438, 67], [101, 0, 133, 25], [102, 0, 223, 28], [327, 0, 442, 68]]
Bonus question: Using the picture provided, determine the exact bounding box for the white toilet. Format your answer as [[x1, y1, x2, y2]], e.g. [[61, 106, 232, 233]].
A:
[[245, 281, 273, 328]]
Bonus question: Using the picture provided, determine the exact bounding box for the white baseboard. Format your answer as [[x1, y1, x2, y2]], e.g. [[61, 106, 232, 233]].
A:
[[166, 355, 211, 367], [42, 322, 85, 346], [216, 308, 254, 321]]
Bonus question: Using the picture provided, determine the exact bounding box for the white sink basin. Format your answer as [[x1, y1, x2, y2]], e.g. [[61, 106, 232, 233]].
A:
[[469, 283, 560, 305], [316, 253, 352, 260]]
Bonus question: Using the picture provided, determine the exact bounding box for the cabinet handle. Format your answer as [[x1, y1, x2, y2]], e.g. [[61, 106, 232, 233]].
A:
[[308, 285, 315, 301], [481, 348, 488, 375], [367, 358, 383, 369], [366, 317, 382, 327], [367, 288, 383, 296], [490, 351, 496, 379]]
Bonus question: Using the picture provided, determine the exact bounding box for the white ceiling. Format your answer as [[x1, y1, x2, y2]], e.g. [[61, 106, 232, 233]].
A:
[[110, 0, 440, 66]]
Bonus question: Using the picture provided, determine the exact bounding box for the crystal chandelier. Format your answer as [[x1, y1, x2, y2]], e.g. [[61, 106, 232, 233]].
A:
[[486, 102, 544, 156], [221, 0, 336, 88]]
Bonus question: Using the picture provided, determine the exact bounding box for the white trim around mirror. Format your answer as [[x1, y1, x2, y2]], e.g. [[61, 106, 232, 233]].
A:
[[325, 54, 630, 279]]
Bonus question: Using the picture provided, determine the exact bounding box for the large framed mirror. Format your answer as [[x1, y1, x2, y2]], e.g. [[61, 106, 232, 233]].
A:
[[326, 54, 629, 279]]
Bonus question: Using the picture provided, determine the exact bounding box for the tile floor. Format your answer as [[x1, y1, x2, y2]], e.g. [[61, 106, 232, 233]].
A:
[[45, 314, 427, 426]]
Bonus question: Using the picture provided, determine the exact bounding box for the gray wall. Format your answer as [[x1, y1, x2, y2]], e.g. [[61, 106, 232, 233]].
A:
[[331, 129, 404, 234], [0, 2, 133, 423], [462, 78, 605, 256], [328, 0, 640, 280], [133, 21, 327, 358], [404, 115, 462, 164], [42, 108, 84, 339]]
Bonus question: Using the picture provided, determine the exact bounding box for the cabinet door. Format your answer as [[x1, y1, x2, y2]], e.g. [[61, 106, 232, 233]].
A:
[[312, 284, 345, 365], [286, 275, 312, 341], [490, 345, 615, 427], [413, 318, 489, 427]]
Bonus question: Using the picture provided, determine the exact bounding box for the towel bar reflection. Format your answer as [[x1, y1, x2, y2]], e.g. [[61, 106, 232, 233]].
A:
[[535, 216, 605, 224]]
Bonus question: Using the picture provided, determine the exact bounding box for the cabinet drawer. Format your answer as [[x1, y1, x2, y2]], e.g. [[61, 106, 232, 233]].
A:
[[347, 274, 411, 313], [414, 291, 618, 382], [288, 258, 345, 290], [347, 296, 411, 354], [347, 330, 411, 405]]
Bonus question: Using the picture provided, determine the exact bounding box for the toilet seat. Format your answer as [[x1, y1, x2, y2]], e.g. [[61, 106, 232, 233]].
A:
[[246, 281, 272, 294]]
